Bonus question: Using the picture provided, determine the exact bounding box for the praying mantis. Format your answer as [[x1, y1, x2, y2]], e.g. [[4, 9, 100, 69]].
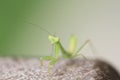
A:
[[25, 21, 96, 72], [40, 35, 92, 72]]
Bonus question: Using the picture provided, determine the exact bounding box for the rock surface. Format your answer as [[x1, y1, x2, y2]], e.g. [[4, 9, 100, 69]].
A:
[[0, 57, 119, 80]]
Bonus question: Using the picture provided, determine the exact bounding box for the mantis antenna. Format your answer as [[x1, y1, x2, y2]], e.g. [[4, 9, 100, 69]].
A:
[[23, 21, 52, 35], [23, 21, 55, 57]]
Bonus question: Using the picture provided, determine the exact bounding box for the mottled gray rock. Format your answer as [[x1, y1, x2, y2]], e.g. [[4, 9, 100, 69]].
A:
[[0, 57, 119, 80], [52, 58, 120, 80]]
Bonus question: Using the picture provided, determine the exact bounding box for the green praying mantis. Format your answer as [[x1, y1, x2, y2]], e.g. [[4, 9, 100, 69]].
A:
[[40, 35, 90, 64], [40, 35, 92, 72], [25, 21, 96, 72]]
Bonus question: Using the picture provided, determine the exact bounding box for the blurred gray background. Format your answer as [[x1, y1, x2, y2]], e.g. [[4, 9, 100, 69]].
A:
[[0, 0, 120, 72]]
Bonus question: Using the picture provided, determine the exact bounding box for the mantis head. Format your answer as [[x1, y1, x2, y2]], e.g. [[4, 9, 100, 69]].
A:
[[48, 35, 59, 44]]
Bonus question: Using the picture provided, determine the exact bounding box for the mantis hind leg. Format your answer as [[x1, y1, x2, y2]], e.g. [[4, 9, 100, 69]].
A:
[[75, 39, 97, 59], [78, 53, 88, 60]]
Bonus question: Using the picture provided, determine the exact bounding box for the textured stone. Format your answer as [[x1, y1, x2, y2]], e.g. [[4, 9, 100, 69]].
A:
[[0, 57, 119, 80]]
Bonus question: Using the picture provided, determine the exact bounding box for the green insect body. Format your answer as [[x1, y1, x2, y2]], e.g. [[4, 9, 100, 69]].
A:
[[24, 21, 95, 72], [40, 34, 91, 73], [48, 35, 77, 58]]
